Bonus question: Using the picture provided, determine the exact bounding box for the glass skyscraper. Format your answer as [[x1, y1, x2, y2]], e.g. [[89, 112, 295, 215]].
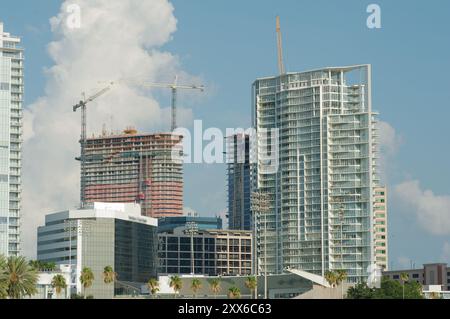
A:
[[252, 65, 379, 283], [227, 134, 253, 230], [0, 23, 23, 257]]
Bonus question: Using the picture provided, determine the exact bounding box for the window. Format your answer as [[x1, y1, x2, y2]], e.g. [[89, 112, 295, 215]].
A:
[[393, 275, 399, 280], [412, 274, 419, 279]]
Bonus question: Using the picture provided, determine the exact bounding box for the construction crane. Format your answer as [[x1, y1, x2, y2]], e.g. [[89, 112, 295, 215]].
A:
[[135, 76, 204, 131], [73, 82, 114, 208], [276, 16, 286, 75]]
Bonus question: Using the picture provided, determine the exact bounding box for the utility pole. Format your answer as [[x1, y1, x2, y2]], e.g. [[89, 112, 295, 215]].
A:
[[251, 191, 271, 299]]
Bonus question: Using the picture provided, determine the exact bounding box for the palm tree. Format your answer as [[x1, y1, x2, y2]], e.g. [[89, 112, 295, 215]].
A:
[[400, 272, 409, 300], [103, 266, 117, 285], [51, 274, 67, 298], [2, 256, 38, 299], [335, 270, 348, 299], [80, 267, 94, 299], [244, 276, 257, 299], [0, 255, 8, 299], [209, 279, 221, 299], [147, 278, 159, 299], [228, 287, 241, 299], [169, 275, 182, 298], [191, 278, 202, 298], [324, 270, 338, 288]]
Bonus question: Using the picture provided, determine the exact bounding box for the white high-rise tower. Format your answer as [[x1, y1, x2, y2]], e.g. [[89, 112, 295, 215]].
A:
[[252, 65, 380, 283], [0, 22, 23, 256]]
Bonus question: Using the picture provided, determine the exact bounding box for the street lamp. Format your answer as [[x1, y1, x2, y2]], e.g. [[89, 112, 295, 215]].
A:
[[185, 220, 198, 276], [251, 191, 271, 299]]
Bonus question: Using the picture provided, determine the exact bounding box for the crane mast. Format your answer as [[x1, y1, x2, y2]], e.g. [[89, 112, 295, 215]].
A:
[[276, 16, 286, 75], [135, 76, 204, 131], [73, 83, 114, 208]]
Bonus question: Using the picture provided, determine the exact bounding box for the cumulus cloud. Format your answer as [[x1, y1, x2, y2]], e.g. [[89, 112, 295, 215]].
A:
[[377, 120, 402, 183], [394, 180, 450, 236], [22, 0, 199, 257]]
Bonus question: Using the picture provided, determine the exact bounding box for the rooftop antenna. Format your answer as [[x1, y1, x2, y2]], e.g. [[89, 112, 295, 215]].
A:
[[276, 16, 286, 75]]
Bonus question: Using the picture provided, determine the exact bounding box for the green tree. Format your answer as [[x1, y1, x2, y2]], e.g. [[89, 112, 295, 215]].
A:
[[191, 278, 202, 298], [400, 273, 409, 300], [80, 267, 94, 299], [209, 278, 221, 299], [0, 255, 8, 298], [147, 278, 160, 299], [324, 271, 338, 288], [103, 266, 117, 285], [169, 275, 182, 298], [2, 256, 38, 299], [244, 276, 257, 299], [346, 282, 375, 299], [403, 281, 423, 299], [347, 277, 424, 300], [228, 287, 241, 299], [51, 274, 67, 298]]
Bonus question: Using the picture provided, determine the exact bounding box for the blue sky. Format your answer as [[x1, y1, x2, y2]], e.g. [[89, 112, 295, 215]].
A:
[[2, 0, 450, 268]]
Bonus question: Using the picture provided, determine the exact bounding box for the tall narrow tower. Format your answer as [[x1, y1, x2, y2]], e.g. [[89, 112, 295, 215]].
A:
[[253, 65, 380, 283], [0, 22, 23, 256]]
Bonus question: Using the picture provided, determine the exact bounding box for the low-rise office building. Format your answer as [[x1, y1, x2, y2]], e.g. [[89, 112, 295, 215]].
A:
[[37, 202, 158, 299], [158, 228, 252, 276], [383, 263, 450, 291], [28, 264, 72, 299]]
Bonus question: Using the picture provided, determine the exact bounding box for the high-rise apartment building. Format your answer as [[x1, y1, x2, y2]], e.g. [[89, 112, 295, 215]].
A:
[[0, 23, 23, 256], [374, 186, 388, 270], [81, 129, 183, 218], [252, 65, 379, 283], [226, 134, 253, 230]]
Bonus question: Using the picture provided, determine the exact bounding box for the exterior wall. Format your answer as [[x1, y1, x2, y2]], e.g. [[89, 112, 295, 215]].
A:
[[83, 132, 183, 218], [80, 218, 115, 299], [227, 134, 253, 230], [253, 65, 378, 283], [0, 22, 22, 257], [158, 229, 252, 276], [374, 186, 388, 270]]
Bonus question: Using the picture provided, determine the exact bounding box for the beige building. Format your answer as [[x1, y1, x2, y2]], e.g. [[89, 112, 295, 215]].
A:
[[374, 186, 388, 270], [384, 263, 450, 292]]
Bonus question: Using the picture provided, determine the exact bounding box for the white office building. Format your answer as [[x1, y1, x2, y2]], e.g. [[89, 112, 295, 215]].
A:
[[37, 202, 159, 298], [252, 65, 380, 283], [0, 22, 23, 256]]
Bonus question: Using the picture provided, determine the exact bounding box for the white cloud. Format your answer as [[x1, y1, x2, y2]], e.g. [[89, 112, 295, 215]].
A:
[[394, 180, 450, 236], [377, 120, 402, 183], [22, 0, 198, 258]]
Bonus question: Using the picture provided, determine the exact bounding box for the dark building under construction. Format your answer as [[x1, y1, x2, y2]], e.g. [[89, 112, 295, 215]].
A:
[[81, 129, 184, 218]]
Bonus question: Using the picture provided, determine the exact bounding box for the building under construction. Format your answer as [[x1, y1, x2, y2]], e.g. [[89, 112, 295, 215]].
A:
[[81, 129, 184, 218]]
